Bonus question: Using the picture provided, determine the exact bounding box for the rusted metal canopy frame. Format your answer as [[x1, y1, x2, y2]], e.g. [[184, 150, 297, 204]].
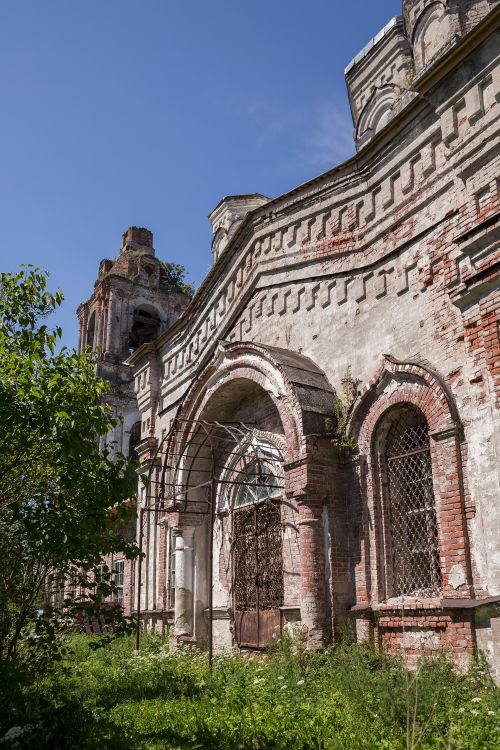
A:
[[135, 417, 285, 665]]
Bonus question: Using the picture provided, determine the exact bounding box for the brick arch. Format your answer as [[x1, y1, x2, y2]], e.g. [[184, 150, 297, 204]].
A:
[[173, 342, 336, 649], [349, 354, 461, 455], [371, 401, 429, 457], [347, 354, 474, 603], [129, 298, 168, 324], [356, 85, 397, 148], [176, 341, 336, 462]]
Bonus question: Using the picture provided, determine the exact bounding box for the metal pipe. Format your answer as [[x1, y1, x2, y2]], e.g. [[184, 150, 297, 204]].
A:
[[208, 470, 216, 670], [135, 506, 144, 650], [135, 504, 164, 650], [453, 425, 475, 598]]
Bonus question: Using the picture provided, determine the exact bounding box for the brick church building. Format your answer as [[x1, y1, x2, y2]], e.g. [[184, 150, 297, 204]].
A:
[[78, 1, 500, 675]]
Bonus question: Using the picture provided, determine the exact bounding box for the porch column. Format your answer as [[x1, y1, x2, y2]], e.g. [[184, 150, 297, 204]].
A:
[[174, 527, 194, 638], [297, 497, 327, 649]]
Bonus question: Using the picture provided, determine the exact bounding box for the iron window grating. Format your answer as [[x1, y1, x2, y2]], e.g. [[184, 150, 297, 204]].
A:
[[384, 406, 442, 597]]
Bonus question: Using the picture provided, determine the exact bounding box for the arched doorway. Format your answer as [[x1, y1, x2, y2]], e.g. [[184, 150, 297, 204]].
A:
[[196, 376, 287, 648], [230, 447, 284, 648], [145, 342, 337, 656]]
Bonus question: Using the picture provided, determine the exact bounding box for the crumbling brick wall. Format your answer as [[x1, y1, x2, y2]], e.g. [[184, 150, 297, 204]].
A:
[[122, 0, 499, 670]]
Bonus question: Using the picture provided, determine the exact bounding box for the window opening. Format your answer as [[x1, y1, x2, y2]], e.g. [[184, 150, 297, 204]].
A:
[[384, 406, 441, 596], [49, 574, 65, 608], [129, 421, 142, 460], [95, 563, 106, 584], [67, 570, 78, 600], [86, 311, 96, 350], [234, 460, 281, 508], [113, 560, 125, 605], [129, 308, 160, 351]]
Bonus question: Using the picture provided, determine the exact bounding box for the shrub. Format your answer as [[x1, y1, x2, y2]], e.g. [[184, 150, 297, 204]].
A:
[[1, 636, 498, 749]]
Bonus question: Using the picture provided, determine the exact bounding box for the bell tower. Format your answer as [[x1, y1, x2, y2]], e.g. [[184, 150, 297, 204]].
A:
[[77, 226, 192, 456]]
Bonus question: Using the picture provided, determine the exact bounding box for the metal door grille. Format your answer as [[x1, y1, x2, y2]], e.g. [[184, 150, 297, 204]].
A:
[[135, 418, 286, 661], [233, 498, 283, 647], [385, 407, 441, 596], [233, 499, 283, 611]]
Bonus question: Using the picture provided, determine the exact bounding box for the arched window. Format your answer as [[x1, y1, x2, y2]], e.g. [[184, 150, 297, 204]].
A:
[[356, 86, 396, 147], [234, 460, 281, 508], [87, 311, 96, 350], [129, 307, 160, 351], [212, 226, 228, 262], [128, 421, 142, 460], [217, 439, 282, 512], [381, 405, 441, 597]]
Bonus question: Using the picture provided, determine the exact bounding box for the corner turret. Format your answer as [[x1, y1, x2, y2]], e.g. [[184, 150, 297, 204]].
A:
[[208, 194, 270, 263]]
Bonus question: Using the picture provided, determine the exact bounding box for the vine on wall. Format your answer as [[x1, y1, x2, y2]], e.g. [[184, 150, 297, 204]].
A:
[[331, 367, 358, 454]]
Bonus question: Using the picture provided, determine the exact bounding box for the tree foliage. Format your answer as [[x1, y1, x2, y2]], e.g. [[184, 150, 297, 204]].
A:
[[0, 267, 139, 661], [160, 260, 195, 297]]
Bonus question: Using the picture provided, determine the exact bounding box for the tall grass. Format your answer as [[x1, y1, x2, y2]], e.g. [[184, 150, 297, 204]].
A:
[[1, 635, 498, 749]]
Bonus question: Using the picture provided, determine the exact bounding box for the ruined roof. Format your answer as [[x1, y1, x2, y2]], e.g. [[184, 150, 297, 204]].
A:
[[344, 16, 401, 74], [222, 342, 337, 436]]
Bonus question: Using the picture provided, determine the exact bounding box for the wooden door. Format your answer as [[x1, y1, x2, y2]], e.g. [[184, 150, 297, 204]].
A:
[[233, 499, 283, 648]]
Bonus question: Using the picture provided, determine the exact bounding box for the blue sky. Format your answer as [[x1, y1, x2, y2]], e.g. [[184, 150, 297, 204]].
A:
[[0, 0, 400, 349]]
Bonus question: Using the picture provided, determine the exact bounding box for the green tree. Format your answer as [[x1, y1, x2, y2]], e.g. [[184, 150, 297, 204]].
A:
[[0, 266, 139, 661], [160, 260, 195, 297]]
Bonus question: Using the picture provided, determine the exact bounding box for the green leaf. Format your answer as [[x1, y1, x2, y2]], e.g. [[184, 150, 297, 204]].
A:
[[0, 266, 139, 663]]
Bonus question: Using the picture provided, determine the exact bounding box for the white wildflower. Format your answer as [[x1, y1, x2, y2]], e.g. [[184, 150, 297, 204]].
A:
[[487, 710, 495, 716], [471, 697, 481, 703], [278, 675, 284, 680], [297, 679, 304, 685], [471, 709, 479, 716], [281, 684, 288, 690]]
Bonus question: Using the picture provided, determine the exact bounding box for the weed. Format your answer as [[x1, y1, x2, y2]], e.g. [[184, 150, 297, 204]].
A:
[[1, 636, 498, 749]]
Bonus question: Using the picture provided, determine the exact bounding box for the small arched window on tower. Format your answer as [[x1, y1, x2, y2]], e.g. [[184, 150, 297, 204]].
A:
[[128, 307, 160, 352], [379, 405, 441, 597], [128, 421, 142, 461], [86, 311, 96, 351]]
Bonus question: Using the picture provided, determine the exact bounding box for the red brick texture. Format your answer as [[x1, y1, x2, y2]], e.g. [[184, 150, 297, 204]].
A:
[[344, 357, 479, 661]]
